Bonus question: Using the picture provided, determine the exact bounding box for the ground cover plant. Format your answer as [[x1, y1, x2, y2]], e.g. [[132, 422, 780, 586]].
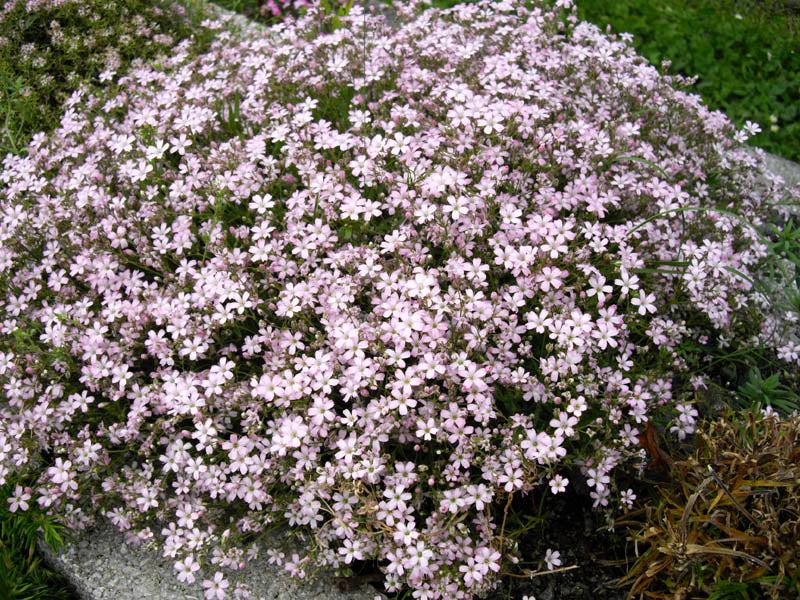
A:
[[1, 1, 799, 599], [0, 0, 208, 156], [0, 0, 209, 597]]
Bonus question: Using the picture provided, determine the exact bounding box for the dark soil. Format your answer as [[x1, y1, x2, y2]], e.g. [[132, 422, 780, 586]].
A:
[[499, 483, 631, 600]]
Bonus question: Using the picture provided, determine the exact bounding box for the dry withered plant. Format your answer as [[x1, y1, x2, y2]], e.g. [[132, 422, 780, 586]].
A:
[[617, 411, 800, 599]]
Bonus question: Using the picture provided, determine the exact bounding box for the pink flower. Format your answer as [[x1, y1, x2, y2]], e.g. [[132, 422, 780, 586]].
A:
[[631, 290, 657, 316], [203, 572, 229, 600], [175, 556, 200, 583], [0, 2, 795, 597], [7, 485, 30, 512]]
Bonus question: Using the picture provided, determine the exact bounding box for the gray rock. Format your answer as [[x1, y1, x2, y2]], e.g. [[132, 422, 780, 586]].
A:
[[362, 0, 398, 25], [763, 151, 800, 189], [197, 0, 266, 31], [41, 519, 377, 600]]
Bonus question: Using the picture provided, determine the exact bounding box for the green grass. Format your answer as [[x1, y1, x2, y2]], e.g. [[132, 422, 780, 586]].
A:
[[0, 481, 73, 600], [577, 0, 800, 161]]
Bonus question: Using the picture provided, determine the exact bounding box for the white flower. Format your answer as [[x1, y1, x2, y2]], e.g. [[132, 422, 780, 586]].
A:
[[548, 475, 568, 494], [544, 548, 562, 571]]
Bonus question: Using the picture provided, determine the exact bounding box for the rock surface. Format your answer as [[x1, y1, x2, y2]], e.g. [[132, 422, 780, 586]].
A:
[[763, 151, 800, 189], [41, 519, 376, 600]]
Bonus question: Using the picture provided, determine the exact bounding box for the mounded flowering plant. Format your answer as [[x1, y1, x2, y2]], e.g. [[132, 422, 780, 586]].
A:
[[1, 1, 799, 598]]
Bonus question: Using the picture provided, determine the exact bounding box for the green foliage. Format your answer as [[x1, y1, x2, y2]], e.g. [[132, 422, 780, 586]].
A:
[[429, 0, 469, 7], [0, 73, 34, 155], [707, 578, 781, 600], [213, 0, 264, 19], [577, 0, 800, 161], [0, 0, 209, 157], [737, 367, 800, 415], [768, 218, 800, 279], [0, 481, 72, 600], [321, 0, 355, 28]]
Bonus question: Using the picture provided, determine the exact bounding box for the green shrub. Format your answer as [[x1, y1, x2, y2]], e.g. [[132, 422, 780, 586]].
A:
[[577, 0, 800, 162]]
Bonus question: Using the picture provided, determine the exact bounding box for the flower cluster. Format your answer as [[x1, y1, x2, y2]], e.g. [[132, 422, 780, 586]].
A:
[[1, 0, 798, 598], [260, 0, 313, 18], [218, 0, 349, 22]]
